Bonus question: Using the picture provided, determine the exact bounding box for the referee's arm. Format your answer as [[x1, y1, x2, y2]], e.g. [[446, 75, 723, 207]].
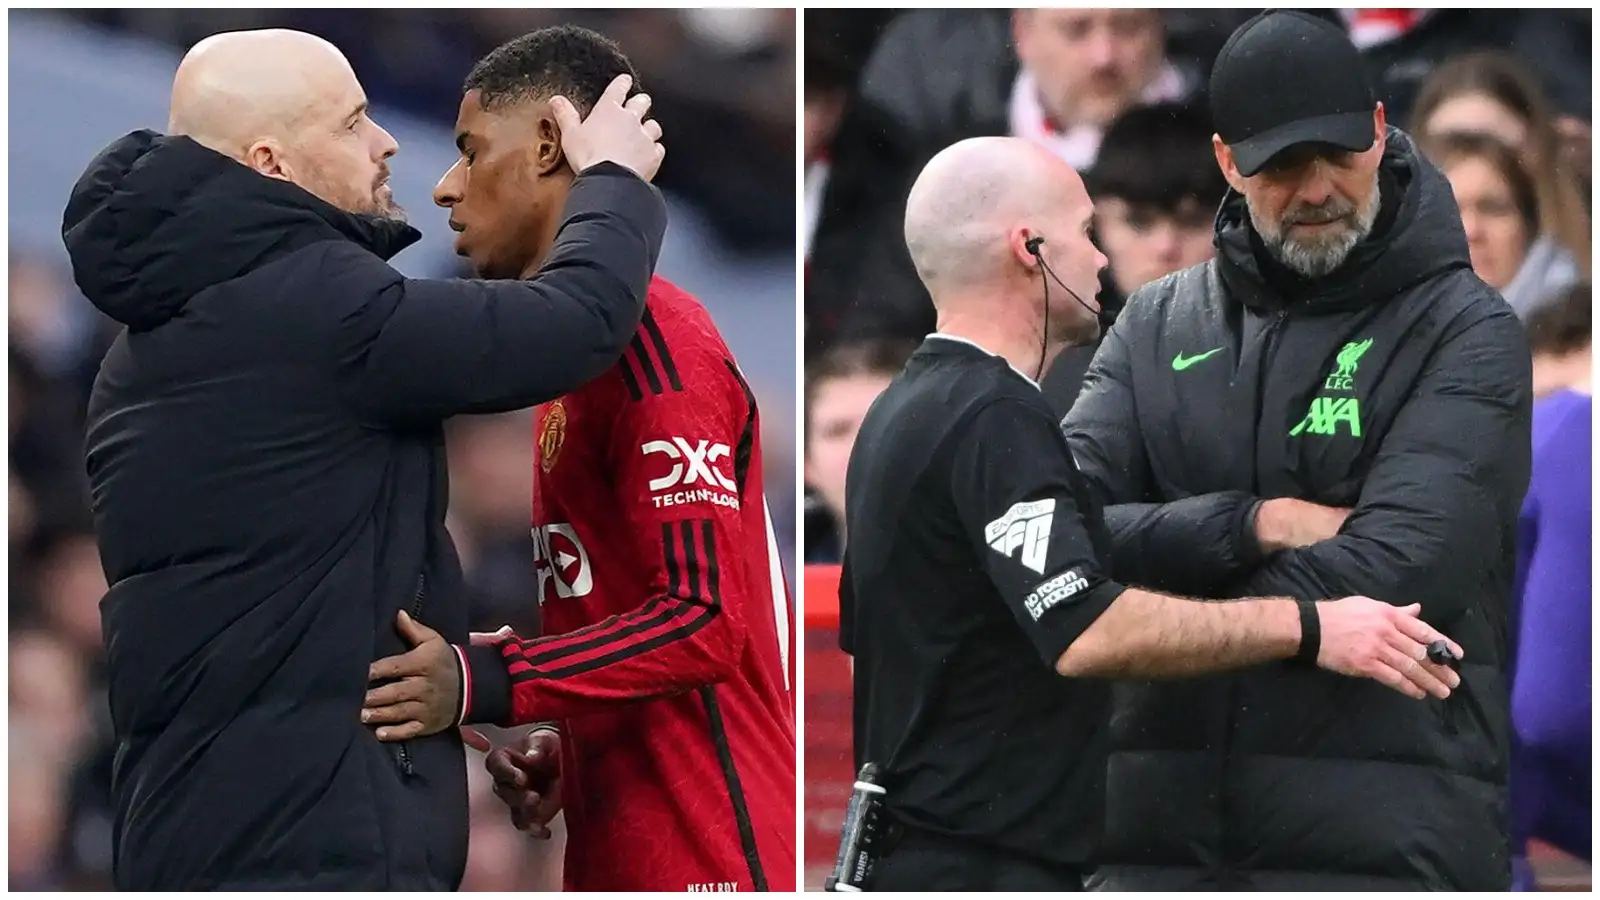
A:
[[952, 397, 1306, 678]]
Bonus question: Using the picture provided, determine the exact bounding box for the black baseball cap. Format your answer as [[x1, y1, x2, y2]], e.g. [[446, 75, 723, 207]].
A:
[[1209, 10, 1377, 177]]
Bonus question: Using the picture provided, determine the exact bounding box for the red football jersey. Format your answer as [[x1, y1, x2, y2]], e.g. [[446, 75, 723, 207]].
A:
[[493, 277, 795, 892]]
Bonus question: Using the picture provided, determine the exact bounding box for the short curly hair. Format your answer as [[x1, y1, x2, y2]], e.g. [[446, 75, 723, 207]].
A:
[[463, 25, 641, 116]]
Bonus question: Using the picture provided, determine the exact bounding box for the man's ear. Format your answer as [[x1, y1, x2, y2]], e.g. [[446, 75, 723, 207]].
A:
[[534, 113, 566, 177], [1212, 134, 1245, 193], [1012, 227, 1043, 271], [243, 140, 292, 182]]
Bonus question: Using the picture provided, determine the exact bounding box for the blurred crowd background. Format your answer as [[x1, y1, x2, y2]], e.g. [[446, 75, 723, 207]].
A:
[[8, 8, 795, 891], [803, 8, 1591, 891]]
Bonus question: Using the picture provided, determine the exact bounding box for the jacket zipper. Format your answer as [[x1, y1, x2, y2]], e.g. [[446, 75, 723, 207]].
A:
[[395, 571, 427, 776], [1221, 307, 1290, 886]]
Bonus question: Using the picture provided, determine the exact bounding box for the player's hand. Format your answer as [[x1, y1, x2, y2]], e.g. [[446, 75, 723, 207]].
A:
[[363, 611, 460, 741], [1254, 498, 1351, 553], [1315, 598, 1463, 700], [551, 73, 665, 182], [486, 727, 563, 839]]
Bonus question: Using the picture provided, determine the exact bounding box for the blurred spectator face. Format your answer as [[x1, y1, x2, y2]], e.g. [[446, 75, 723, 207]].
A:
[[10, 631, 89, 752], [10, 475, 37, 549], [805, 85, 846, 165], [1096, 197, 1213, 295], [1446, 155, 1531, 290], [268, 64, 400, 218], [805, 372, 893, 525], [1422, 92, 1529, 152], [36, 535, 109, 658], [1014, 9, 1164, 129], [1532, 345, 1590, 399], [435, 91, 565, 279], [446, 412, 535, 535], [10, 725, 66, 888], [1219, 111, 1386, 279]]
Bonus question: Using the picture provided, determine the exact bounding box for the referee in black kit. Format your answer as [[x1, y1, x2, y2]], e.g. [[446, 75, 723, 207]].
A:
[[830, 136, 1465, 892]]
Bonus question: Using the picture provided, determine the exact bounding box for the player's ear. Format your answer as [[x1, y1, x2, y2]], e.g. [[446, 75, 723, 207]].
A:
[[534, 108, 565, 176]]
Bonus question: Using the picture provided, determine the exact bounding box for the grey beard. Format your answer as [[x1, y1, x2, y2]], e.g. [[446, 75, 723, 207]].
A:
[[1252, 181, 1382, 279]]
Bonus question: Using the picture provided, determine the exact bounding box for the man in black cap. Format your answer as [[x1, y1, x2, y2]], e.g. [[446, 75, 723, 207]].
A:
[[1063, 9, 1531, 891]]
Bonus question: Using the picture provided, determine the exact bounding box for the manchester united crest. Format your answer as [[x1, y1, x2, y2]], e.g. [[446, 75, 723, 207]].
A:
[[538, 400, 567, 474]]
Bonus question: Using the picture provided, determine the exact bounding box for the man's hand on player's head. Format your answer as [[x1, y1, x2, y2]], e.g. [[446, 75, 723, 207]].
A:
[[551, 73, 666, 182], [363, 611, 460, 741], [486, 727, 564, 839]]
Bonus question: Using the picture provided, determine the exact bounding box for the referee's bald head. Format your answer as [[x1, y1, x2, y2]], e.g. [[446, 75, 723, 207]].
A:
[[903, 137, 1088, 306]]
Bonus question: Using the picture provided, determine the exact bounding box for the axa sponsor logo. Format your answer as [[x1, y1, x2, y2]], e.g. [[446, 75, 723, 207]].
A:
[[642, 437, 740, 510], [531, 523, 592, 604], [1025, 568, 1089, 621], [984, 498, 1054, 575]]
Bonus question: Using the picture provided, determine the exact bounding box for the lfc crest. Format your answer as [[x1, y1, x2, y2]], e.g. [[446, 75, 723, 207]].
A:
[[538, 400, 567, 474]]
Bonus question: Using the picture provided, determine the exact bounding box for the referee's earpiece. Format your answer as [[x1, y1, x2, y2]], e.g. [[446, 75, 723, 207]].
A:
[[1026, 235, 1050, 381], [1023, 231, 1101, 381]]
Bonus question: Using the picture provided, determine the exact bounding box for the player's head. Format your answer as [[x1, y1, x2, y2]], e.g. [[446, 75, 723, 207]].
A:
[[1209, 11, 1385, 279], [168, 29, 401, 219], [903, 136, 1107, 345], [434, 26, 640, 279]]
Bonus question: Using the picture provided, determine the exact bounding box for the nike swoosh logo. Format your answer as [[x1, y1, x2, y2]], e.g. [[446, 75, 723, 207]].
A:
[[1172, 348, 1224, 371]]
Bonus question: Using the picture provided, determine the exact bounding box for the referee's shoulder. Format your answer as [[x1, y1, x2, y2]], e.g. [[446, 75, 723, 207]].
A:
[[941, 362, 1053, 434]]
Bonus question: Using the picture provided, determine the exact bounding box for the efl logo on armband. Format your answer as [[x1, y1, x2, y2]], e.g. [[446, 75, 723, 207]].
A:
[[985, 499, 1055, 575], [641, 437, 741, 510]]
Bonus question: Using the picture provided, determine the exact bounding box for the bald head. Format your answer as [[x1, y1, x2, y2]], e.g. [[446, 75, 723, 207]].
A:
[[168, 29, 400, 217], [170, 30, 352, 156], [903, 137, 1090, 297]]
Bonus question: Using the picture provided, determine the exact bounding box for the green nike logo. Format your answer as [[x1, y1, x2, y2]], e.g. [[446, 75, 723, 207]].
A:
[[1172, 347, 1224, 371]]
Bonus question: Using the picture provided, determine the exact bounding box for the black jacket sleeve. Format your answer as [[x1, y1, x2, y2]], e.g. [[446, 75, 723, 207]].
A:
[[949, 396, 1127, 668], [1220, 307, 1532, 617], [1062, 306, 1265, 592], [325, 163, 666, 424], [1101, 495, 1267, 595]]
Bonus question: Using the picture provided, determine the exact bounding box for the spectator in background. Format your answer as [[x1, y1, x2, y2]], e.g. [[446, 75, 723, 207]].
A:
[[442, 412, 539, 636], [1316, 11, 1592, 134], [1422, 133, 1580, 318], [808, 9, 1200, 353], [1010, 8, 1192, 171], [1042, 101, 1225, 416], [1412, 52, 1590, 281], [802, 337, 917, 563], [853, 8, 1196, 175], [1511, 283, 1592, 889], [1527, 283, 1594, 401]]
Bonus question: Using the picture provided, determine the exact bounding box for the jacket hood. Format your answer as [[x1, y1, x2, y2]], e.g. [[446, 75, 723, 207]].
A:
[[1213, 126, 1473, 312], [61, 130, 420, 330]]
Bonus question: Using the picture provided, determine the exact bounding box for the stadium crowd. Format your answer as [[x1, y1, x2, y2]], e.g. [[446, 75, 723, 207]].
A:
[[804, 8, 1591, 891], [10, 9, 795, 891]]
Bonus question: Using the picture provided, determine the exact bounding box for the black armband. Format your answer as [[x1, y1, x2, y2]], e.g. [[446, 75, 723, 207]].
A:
[[1295, 599, 1321, 665]]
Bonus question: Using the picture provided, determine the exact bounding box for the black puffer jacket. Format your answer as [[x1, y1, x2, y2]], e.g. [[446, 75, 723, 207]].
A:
[[1064, 128, 1530, 890], [66, 131, 664, 890]]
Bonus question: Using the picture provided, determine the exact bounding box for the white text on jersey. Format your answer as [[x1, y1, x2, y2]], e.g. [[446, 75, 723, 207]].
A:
[[1026, 568, 1089, 620], [642, 437, 740, 510]]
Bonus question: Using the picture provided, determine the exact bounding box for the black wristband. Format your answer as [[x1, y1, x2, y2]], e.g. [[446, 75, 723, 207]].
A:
[[1295, 600, 1321, 665]]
